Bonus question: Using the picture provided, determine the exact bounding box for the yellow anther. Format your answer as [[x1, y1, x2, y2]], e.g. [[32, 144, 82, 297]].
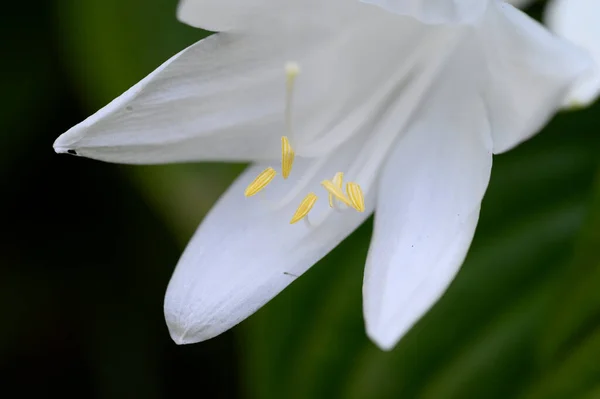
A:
[[285, 62, 301, 80], [328, 172, 344, 208], [346, 182, 365, 212], [290, 192, 318, 224], [281, 136, 295, 179], [244, 167, 276, 197], [321, 179, 353, 208]]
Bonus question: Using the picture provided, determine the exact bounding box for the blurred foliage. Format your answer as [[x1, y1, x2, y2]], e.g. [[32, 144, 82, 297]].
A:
[[0, 1, 58, 170], [3, 0, 599, 397]]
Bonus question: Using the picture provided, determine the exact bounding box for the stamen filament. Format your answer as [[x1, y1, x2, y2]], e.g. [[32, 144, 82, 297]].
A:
[[285, 62, 300, 141], [244, 167, 277, 197], [346, 182, 365, 212], [321, 179, 353, 208], [290, 192, 318, 224], [281, 136, 295, 179], [329, 172, 344, 208]]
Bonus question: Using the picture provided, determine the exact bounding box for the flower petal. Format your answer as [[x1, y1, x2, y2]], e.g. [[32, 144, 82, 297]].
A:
[[177, 0, 271, 31], [53, 33, 290, 164], [366, 206, 481, 350], [479, 2, 593, 153], [164, 136, 377, 344], [361, 0, 487, 24], [545, 0, 600, 107], [53, 25, 379, 164], [177, 0, 381, 32], [363, 51, 493, 350]]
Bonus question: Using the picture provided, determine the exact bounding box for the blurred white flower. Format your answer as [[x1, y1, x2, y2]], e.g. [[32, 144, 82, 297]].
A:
[[545, 0, 600, 107], [505, 0, 600, 106], [53, 0, 591, 350]]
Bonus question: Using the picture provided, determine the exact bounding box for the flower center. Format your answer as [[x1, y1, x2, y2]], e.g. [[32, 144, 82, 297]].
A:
[[243, 62, 365, 224]]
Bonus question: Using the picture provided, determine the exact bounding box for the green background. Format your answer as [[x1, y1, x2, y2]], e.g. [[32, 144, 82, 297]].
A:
[[2, 0, 599, 397]]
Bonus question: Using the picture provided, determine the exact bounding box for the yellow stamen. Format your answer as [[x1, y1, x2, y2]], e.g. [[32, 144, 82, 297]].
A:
[[244, 167, 276, 197], [281, 136, 295, 179], [285, 62, 301, 81], [290, 192, 318, 224], [321, 179, 353, 208], [346, 182, 365, 212], [328, 172, 344, 208]]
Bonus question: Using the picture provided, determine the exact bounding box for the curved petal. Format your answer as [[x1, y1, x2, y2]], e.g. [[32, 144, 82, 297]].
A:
[[52, 26, 378, 164], [54, 33, 289, 164], [361, 0, 487, 24], [363, 51, 493, 350], [164, 135, 377, 344], [545, 0, 600, 107], [479, 2, 594, 153]]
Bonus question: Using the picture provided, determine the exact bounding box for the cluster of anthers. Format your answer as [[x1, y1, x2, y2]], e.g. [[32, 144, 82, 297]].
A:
[[243, 62, 365, 225]]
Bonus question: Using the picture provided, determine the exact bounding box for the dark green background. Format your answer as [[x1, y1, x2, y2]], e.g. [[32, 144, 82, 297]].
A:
[[2, 0, 599, 397]]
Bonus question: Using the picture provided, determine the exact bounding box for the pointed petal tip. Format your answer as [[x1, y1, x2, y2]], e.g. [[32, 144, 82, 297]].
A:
[[169, 330, 192, 346], [53, 145, 78, 156], [365, 314, 411, 352], [164, 295, 227, 346], [168, 325, 197, 346], [165, 312, 214, 346], [365, 323, 399, 352], [53, 130, 80, 155], [53, 145, 69, 155]]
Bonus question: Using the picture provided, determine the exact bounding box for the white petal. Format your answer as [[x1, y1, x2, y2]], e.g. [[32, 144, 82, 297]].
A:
[[366, 208, 481, 350], [479, 2, 593, 153], [52, 27, 370, 164], [177, 0, 272, 31], [177, 0, 378, 32], [164, 135, 378, 344], [361, 0, 487, 24], [363, 47, 493, 350], [53, 33, 289, 164], [545, 0, 600, 107]]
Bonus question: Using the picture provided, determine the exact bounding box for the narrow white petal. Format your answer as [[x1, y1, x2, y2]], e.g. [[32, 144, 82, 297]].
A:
[[53, 33, 289, 163], [164, 136, 377, 344], [177, 0, 272, 31], [545, 0, 600, 107], [177, 0, 378, 31], [363, 49, 493, 350], [479, 2, 593, 153], [53, 26, 374, 164], [361, 0, 487, 24]]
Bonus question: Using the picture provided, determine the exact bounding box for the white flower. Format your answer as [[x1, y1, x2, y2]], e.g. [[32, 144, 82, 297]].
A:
[[504, 0, 600, 107], [545, 0, 600, 107], [53, 0, 591, 350]]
